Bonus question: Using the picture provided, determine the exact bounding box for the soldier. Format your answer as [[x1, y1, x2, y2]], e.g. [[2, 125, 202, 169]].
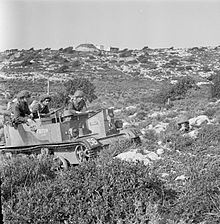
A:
[[31, 94, 52, 119], [67, 90, 87, 113], [11, 90, 33, 126], [177, 114, 190, 133]]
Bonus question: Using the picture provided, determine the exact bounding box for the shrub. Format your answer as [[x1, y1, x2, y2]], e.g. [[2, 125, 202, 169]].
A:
[[119, 50, 132, 58], [152, 146, 220, 223], [152, 83, 173, 105], [135, 111, 148, 121], [64, 77, 97, 103], [1, 155, 56, 202], [203, 107, 218, 118], [142, 129, 158, 146], [210, 73, 220, 98], [3, 159, 170, 224], [50, 89, 67, 108], [170, 76, 196, 99], [137, 55, 149, 63], [196, 124, 220, 149], [71, 59, 81, 67], [168, 154, 220, 223], [56, 65, 69, 73], [153, 76, 196, 105], [50, 77, 98, 108]]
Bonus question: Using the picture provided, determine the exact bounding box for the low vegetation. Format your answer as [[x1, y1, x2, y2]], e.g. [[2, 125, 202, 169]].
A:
[[1, 46, 220, 223], [2, 132, 220, 223]]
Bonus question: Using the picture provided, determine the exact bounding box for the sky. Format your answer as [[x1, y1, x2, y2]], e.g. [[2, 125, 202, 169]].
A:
[[1, 0, 220, 51]]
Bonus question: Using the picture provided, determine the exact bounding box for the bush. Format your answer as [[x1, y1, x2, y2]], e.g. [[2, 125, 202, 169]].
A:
[[196, 124, 220, 149], [211, 73, 220, 98], [152, 146, 220, 223], [1, 155, 56, 202], [153, 76, 196, 104], [119, 50, 132, 58], [152, 83, 173, 105], [50, 89, 67, 108], [64, 77, 97, 103], [168, 154, 220, 223], [50, 77, 98, 108], [137, 55, 149, 63], [203, 107, 218, 118], [3, 159, 170, 224], [71, 59, 81, 67], [56, 65, 69, 73]]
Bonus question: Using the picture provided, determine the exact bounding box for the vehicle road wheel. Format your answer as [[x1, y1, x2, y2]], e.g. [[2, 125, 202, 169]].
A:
[[133, 136, 142, 145], [75, 143, 90, 163]]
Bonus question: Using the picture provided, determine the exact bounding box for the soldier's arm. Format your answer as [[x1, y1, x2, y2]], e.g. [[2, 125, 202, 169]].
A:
[[79, 100, 87, 112], [67, 102, 73, 110], [30, 103, 40, 118]]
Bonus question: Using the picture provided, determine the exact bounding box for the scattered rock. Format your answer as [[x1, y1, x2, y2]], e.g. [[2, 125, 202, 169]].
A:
[[161, 173, 169, 178], [146, 151, 160, 161], [175, 175, 187, 181], [116, 151, 151, 165], [148, 122, 169, 134], [156, 148, 164, 155], [187, 129, 199, 139]]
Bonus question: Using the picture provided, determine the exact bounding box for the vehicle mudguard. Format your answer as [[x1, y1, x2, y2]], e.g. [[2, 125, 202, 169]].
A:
[[120, 127, 142, 139], [76, 137, 102, 150]]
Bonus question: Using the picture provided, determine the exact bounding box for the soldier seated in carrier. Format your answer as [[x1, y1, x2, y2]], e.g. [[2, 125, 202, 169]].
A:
[[11, 90, 34, 127], [67, 90, 87, 113], [31, 94, 52, 119]]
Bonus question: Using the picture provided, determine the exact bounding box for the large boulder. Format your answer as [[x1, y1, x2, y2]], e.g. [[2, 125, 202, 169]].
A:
[[189, 115, 211, 128], [116, 149, 161, 165], [116, 151, 151, 165]]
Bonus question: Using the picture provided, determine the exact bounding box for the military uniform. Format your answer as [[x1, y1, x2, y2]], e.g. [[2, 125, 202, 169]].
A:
[[31, 94, 51, 119], [12, 101, 31, 124], [32, 103, 50, 119]]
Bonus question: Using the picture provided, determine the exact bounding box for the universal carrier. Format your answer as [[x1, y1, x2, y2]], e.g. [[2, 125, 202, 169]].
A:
[[0, 108, 141, 168]]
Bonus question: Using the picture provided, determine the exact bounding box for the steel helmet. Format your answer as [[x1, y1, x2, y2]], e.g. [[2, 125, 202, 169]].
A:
[[39, 94, 52, 102], [177, 114, 189, 125], [73, 90, 85, 97], [17, 90, 31, 99]]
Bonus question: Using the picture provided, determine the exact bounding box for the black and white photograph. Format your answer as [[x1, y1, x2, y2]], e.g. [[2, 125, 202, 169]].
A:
[[1, 0, 220, 223]]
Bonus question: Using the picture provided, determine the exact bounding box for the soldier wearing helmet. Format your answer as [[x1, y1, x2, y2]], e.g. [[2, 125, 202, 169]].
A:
[[31, 94, 52, 119], [11, 90, 33, 125], [177, 114, 190, 133], [67, 90, 87, 113]]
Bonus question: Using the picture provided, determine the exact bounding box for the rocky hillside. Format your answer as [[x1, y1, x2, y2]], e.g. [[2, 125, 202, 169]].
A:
[[1, 45, 219, 82], [2, 45, 220, 223], [1, 44, 219, 108]]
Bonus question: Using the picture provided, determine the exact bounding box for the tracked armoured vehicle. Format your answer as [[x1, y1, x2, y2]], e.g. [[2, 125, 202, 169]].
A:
[[0, 108, 141, 169]]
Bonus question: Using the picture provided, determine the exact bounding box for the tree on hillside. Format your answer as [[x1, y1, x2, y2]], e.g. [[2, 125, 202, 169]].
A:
[[64, 77, 97, 102], [51, 77, 97, 108]]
